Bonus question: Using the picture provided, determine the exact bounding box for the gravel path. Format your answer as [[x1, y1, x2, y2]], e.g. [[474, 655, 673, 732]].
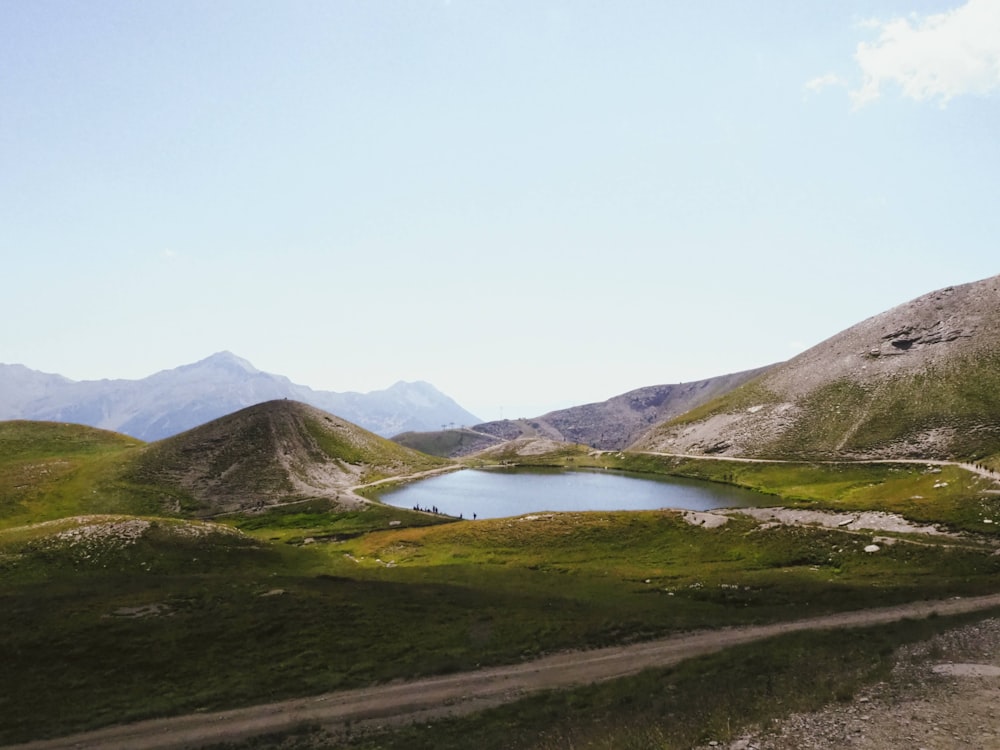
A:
[[6, 594, 1000, 750]]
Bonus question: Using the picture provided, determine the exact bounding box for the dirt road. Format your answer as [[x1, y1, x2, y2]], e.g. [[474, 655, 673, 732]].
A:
[[7, 594, 1000, 750], [639, 451, 1000, 483]]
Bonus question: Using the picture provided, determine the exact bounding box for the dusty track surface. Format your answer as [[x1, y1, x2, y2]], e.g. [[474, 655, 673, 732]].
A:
[[697, 616, 1000, 749], [7, 594, 1000, 750]]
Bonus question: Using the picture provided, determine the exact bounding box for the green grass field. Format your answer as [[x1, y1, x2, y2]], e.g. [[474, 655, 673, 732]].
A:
[[2, 504, 998, 745], [3, 421, 1000, 747], [318, 609, 998, 750], [0, 421, 158, 527]]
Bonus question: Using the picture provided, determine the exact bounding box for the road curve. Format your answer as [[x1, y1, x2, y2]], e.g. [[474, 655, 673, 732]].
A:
[[6, 593, 1000, 750]]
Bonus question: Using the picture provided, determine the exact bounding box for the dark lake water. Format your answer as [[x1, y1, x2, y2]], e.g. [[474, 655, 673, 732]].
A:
[[372, 467, 766, 520]]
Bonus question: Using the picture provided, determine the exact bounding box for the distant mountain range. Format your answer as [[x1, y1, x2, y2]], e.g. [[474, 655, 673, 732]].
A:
[[393, 366, 771, 457], [397, 273, 1000, 465], [8, 275, 998, 466], [0, 352, 481, 441]]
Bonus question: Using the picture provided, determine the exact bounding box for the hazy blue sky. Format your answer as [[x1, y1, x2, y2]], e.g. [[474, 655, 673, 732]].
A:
[[3, 0, 998, 421]]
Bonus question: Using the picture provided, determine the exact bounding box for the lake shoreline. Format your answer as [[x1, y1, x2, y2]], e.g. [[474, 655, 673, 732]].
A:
[[370, 465, 767, 520]]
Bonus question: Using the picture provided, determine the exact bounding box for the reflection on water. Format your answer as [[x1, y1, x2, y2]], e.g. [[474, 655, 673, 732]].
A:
[[371, 466, 765, 520]]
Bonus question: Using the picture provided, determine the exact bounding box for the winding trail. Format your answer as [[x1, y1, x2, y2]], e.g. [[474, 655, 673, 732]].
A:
[[353, 464, 462, 492], [7, 594, 1000, 750], [638, 451, 1000, 484]]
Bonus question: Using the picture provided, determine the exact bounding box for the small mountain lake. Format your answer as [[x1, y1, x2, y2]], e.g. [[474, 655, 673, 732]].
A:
[[372, 467, 766, 520]]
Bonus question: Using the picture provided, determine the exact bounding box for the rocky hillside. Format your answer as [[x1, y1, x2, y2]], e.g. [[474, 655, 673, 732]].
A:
[[394, 367, 770, 457], [125, 400, 451, 516], [634, 275, 1000, 463], [392, 427, 505, 458], [0, 352, 481, 441]]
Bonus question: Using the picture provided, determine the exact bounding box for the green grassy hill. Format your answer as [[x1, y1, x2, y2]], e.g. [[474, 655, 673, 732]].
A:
[[0, 421, 151, 528], [1, 401, 452, 523], [124, 400, 453, 515], [393, 426, 503, 457], [635, 275, 1000, 466]]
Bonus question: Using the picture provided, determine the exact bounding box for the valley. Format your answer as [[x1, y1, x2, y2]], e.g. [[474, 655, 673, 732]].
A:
[[2, 276, 1000, 749]]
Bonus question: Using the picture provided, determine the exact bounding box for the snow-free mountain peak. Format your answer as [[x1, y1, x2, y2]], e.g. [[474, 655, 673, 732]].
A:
[[190, 351, 261, 374], [0, 354, 480, 441]]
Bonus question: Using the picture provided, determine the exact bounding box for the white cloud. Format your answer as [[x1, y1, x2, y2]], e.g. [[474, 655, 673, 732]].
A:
[[851, 0, 1000, 107], [805, 73, 846, 93]]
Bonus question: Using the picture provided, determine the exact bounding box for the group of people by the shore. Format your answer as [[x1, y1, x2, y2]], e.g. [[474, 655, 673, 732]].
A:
[[411, 504, 477, 521]]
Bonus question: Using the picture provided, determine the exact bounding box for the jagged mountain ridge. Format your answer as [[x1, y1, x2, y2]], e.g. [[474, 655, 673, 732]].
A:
[[0, 352, 481, 441], [393, 366, 772, 457], [633, 274, 1000, 461]]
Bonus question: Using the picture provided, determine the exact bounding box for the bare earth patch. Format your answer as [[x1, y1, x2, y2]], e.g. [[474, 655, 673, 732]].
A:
[[106, 603, 172, 619], [727, 507, 955, 537], [700, 617, 1000, 750], [682, 510, 730, 528]]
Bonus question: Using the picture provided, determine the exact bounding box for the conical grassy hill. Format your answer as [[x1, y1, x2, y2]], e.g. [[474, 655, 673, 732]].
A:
[[124, 399, 451, 515], [0, 401, 452, 523]]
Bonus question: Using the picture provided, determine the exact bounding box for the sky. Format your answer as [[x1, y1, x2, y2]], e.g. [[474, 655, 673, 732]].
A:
[[2, 0, 999, 421]]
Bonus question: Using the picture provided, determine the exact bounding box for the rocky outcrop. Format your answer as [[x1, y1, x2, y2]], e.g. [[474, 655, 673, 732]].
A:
[[877, 319, 973, 353]]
